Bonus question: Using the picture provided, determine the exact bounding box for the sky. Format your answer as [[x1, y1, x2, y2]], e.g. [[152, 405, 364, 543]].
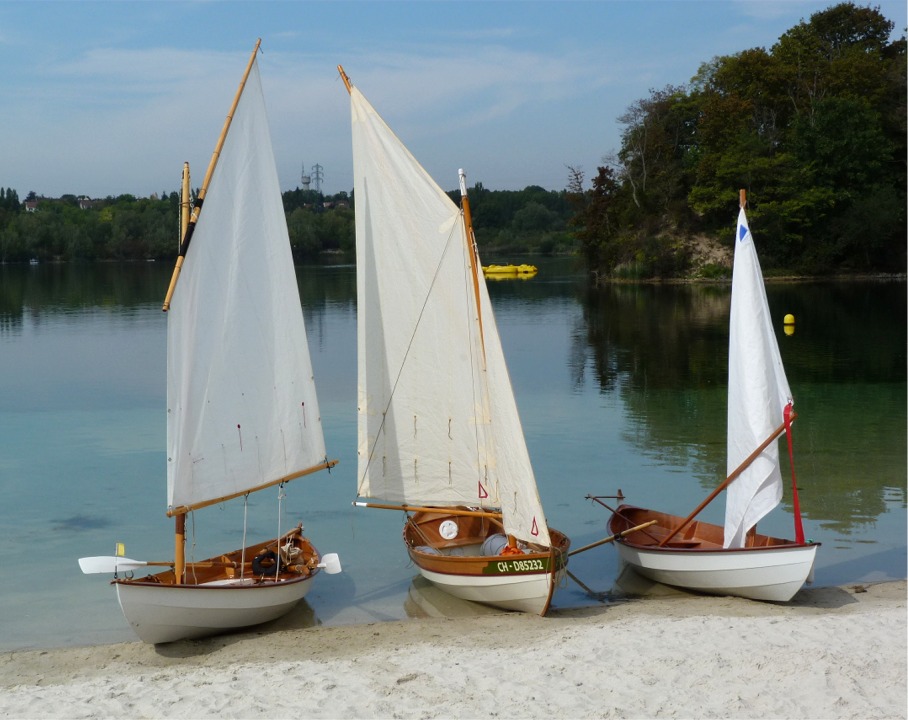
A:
[[2, 1, 905, 199]]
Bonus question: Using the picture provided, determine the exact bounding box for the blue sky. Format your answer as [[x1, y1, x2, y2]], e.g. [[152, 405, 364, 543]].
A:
[[2, 1, 905, 198]]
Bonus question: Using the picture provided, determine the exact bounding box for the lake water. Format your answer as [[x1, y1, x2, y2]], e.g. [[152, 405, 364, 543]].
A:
[[0, 260, 904, 651]]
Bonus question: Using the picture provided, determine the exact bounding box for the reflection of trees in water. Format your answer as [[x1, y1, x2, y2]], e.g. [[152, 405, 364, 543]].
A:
[[0, 261, 360, 338], [576, 279, 907, 534], [0, 263, 171, 335], [577, 282, 731, 484]]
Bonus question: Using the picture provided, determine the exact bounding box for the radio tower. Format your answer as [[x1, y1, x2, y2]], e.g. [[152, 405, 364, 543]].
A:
[[301, 162, 311, 191]]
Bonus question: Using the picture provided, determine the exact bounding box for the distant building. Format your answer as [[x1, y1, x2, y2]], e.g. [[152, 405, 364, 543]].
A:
[[78, 196, 94, 210], [24, 200, 38, 213]]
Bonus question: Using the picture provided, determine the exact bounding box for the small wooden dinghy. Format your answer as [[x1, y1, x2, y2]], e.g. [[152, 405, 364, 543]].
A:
[[78, 41, 340, 643], [607, 505, 818, 602], [597, 192, 819, 603], [339, 66, 570, 615]]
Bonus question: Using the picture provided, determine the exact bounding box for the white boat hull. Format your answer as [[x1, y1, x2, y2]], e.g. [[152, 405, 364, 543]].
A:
[[404, 511, 570, 615], [614, 542, 818, 602], [115, 575, 315, 644], [609, 505, 820, 602], [415, 565, 565, 615]]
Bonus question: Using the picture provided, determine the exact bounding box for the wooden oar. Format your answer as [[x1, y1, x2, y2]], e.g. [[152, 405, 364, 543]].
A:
[[78, 553, 342, 575], [567, 520, 658, 557], [657, 414, 795, 547], [78, 556, 237, 574], [586, 494, 662, 544]]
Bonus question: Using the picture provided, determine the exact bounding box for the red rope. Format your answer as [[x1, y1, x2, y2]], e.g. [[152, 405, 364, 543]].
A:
[[784, 403, 805, 544]]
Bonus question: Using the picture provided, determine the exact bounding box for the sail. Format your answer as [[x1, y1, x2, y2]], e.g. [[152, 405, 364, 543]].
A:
[[724, 207, 792, 548], [166, 59, 327, 512], [350, 86, 550, 547]]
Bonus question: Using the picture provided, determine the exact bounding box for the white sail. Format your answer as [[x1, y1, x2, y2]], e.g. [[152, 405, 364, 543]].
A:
[[166, 59, 327, 511], [350, 86, 550, 547], [724, 207, 792, 548]]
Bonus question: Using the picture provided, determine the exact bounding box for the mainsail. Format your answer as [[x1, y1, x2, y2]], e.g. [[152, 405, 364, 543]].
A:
[[350, 86, 550, 548], [166, 58, 327, 513], [724, 206, 792, 548]]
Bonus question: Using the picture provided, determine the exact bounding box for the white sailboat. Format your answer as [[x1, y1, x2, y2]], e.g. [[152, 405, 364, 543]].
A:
[[78, 41, 340, 643], [605, 191, 819, 602], [338, 67, 570, 616]]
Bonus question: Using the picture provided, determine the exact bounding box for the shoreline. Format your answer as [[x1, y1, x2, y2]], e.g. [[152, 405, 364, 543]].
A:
[[1, 579, 904, 719]]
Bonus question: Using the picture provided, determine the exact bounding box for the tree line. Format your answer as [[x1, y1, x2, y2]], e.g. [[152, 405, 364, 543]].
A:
[[569, 2, 906, 278], [0, 184, 575, 264], [3, 3, 904, 276]]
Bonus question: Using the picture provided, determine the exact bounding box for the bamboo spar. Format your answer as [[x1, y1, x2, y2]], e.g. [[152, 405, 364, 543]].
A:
[[459, 170, 486, 364], [167, 459, 338, 517], [354, 501, 503, 519], [180, 162, 190, 246], [657, 414, 796, 547], [162, 38, 263, 312], [338, 65, 352, 94]]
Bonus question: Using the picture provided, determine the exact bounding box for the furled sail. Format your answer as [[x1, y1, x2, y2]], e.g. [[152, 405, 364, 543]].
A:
[[166, 58, 327, 512], [724, 207, 792, 548], [350, 86, 550, 548]]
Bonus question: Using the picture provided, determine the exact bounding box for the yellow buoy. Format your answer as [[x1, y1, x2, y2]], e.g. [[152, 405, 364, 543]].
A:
[[783, 313, 795, 336]]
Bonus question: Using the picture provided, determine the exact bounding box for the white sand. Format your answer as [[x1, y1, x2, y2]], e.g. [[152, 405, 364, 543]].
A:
[[0, 580, 904, 720]]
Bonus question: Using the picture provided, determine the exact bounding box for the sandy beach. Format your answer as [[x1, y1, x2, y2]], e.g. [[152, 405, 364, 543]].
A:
[[0, 580, 904, 720]]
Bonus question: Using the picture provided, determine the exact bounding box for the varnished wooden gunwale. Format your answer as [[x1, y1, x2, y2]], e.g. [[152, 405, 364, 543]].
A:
[[609, 504, 806, 553], [112, 525, 320, 589]]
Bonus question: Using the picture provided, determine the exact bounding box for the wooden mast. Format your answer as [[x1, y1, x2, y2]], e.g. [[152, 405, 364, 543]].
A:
[[338, 65, 352, 94], [180, 162, 191, 246], [459, 169, 486, 364], [173, 161, 191, 583], [162, 38, 262, 312]]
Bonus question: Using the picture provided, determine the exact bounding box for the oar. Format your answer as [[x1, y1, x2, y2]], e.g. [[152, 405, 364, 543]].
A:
[[567, 520, 658, 557], [79, 553, 342, 575], [78, 556, 174, 574], [657, 414, 795, 547], [319, 553, 342, 574]]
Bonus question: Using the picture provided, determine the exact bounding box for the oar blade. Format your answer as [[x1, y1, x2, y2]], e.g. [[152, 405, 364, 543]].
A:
[[78, 556, 148, 574], [319, 553, 342, 574]]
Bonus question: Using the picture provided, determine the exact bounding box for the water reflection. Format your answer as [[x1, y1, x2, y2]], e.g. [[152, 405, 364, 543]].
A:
[[575, 276, 907, 537]]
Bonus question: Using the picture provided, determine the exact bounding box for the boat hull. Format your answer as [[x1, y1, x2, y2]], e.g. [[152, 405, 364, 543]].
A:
[[404, 510, 570, 615], [609, 505, 820, 602], [113, 527, 321, 643]]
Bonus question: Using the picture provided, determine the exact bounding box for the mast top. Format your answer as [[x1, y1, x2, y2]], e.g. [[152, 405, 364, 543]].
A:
[[338, 65, 352, 94]]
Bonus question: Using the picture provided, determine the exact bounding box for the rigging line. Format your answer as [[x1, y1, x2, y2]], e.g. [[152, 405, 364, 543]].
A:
[[356, 214, 461, 491]]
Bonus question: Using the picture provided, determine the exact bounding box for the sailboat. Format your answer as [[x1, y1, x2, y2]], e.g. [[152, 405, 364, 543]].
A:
[[78, 41, 340, 644], [338, 66, 570, 616], [603, 191, 820, 602]]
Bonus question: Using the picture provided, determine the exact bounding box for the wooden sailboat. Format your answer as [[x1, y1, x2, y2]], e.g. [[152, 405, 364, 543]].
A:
[[603, 191, 819, 602], [338, 66, 570, 615], [78, 41, 340, 644]]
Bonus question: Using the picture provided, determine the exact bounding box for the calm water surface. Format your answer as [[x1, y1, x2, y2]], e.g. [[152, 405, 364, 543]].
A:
[[0, 260, 904, 651]]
